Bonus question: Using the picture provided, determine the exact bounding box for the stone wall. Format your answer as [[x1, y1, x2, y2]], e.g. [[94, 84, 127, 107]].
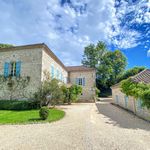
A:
[[0, 48, 43, 100], [41, 49, 68, 83], [112, 86, 150, 121], [69, 70, 96, 102]]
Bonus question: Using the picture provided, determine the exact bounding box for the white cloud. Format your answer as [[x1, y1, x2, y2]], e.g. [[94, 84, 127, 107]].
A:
[[147, 49, 150, 57], [0, 0, 149, 65]]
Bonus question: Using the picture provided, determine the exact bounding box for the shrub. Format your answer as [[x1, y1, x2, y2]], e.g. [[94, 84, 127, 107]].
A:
[[0, 100, 40, 110], [39, 107, 49, 120], [62, 85, 82, 104], [34, 71, 64, 107]]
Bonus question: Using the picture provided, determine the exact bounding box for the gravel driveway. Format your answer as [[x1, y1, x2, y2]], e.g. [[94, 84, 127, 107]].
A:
[[0, 101, 150, 150]]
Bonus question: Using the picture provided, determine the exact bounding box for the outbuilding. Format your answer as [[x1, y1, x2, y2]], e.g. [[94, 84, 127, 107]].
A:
[[111, 69, 150, 121]]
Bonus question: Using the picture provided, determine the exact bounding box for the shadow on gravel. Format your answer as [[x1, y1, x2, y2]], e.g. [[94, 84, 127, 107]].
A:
[[96, 101, 150, 131]]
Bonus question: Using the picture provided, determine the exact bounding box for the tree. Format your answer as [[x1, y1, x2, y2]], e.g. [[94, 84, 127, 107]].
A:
[[82, 41, 127, 97], [34, 71, 64, 107], [82, 41, 107, 68], [117, 66, 145, 83], [99, 50, 127, 85], [0, 44, 13, 48]]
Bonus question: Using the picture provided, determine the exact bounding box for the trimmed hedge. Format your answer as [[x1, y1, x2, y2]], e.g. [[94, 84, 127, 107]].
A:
[[0, 100, 40, 110]]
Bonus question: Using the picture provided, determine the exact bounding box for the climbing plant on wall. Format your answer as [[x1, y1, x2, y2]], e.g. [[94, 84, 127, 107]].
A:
[[121, 78, 150, 108], [0, 75, 30, 100]]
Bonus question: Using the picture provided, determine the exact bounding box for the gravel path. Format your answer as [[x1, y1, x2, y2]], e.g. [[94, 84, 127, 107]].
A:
[[0, 101, 150, 150]]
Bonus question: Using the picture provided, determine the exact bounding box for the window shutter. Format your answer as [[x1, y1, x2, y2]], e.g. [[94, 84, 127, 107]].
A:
[[76, 78, 78, 85], [51, 65, 54, 78], [4, 62, 9, 77], [137, 99, 142, 110], [16, 61, 21, 77], [83, 77, 85, 86]]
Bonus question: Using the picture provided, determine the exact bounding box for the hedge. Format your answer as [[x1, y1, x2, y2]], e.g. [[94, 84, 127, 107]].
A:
[[0, 100, 40, 110]]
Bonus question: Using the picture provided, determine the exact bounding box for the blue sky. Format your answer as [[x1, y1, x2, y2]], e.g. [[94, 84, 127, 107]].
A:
[[0, 0, 149, 68]]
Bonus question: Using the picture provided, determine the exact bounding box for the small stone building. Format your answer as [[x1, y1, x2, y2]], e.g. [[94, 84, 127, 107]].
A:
[[111, 69, 150, 121], [0, 43, 96, 102]]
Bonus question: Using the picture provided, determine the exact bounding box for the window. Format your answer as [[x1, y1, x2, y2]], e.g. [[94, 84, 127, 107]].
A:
[[4, 61, 21, 78], [60, 72, 63, 81], [10, 62, 16, 76], [124, 96, 128, 108], [56, 69, 59, 79], [137, 99, 142, 110], [76, 77, 85, 86]]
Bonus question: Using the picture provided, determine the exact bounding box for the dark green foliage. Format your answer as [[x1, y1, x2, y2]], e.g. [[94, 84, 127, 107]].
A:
[[39, 107, 49, 120], [0, 100, 40, 110], [82, 41, 107, 68], [62, 85, 82, 104], [117, 66, 145, 82], [0, 44, 13, 48], [121, 79, 150, 108], [82, 41, 127, 97], [141, 90, 150, 108]]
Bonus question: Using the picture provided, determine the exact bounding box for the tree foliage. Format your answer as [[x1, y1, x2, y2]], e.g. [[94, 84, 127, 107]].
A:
[[34, 78, 64, 107], [121, 78, 150, 108], [117, 66, 145, 83], [97, 50, 127, 87], [0, 44, 13, 48], [82, 41, 107, 68], [82, 41, 127, 97]]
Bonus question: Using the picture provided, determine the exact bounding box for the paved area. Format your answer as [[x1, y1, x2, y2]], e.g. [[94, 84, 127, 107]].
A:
[[0, 101, 150, 150]]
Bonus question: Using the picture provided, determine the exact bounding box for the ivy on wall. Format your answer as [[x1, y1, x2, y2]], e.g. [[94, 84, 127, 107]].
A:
[[121, 78, 150, 109]]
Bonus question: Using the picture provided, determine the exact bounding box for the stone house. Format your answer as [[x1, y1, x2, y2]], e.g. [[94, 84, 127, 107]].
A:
[[0, 43, 96, 102], [111, 69, 150, 121]]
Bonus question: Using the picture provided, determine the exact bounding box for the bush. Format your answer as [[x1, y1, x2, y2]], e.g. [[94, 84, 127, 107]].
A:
[[0, 100, 40, 110], [39, 107, 49, 120], [62, 85, 82, 104], [34, 71, 64, 107]]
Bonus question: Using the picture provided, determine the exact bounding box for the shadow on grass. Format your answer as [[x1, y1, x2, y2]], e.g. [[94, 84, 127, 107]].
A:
[[28, 118, 43, 121], [95, 101, 150, 131]]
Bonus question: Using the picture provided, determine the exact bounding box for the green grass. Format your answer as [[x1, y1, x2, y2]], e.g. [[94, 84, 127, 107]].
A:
[[0, 108, 65, 124]]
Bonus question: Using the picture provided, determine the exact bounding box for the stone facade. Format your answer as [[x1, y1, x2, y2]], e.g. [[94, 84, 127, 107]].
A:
[[0, 45, 43, 100], [111, 85, 150, 121], [68, 70, 96, 102], [0, 43, 96, 102]]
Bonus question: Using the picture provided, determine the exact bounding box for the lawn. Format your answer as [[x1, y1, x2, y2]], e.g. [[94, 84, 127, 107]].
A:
[[0, 108, 65, 124]]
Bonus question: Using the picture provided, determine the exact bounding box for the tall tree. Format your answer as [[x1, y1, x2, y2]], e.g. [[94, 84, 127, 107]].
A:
[[97, 50, 127, 87], [82, 41, 127, 96], [82, 41, 107, 68]]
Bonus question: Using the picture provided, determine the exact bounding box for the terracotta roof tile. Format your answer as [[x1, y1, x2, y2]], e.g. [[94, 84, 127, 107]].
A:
[[66, 66, 95, 72], [131, 69, 150, 84]]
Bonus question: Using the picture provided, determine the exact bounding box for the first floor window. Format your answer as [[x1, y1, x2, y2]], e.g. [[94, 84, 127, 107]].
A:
[[4, 61, 21, 77], [76, 77, 85, 86], [10, 62, 16, 76]]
